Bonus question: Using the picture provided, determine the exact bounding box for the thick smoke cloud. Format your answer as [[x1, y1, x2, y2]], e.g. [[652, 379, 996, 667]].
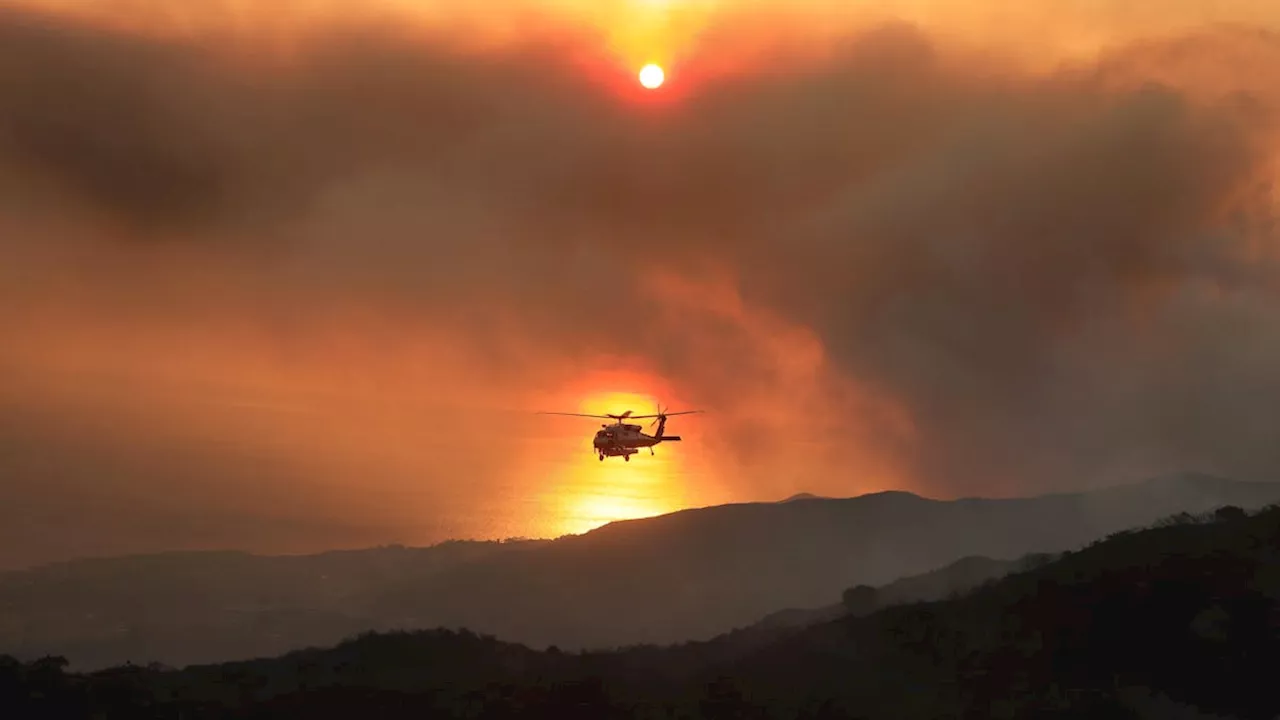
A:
[[2, 1, 1279, 567]]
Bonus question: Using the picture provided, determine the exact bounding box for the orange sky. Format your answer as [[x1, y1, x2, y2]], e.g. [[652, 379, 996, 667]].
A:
[[2, 0, 1280, 568]]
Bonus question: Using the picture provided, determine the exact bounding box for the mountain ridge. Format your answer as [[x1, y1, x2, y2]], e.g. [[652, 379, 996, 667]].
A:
[[7, 499, 1277, 719], [3, 472, 1279, 671], [7, 472, 1248, 573]]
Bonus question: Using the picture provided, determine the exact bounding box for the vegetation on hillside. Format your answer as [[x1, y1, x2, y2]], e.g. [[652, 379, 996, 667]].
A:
[[3, 502, 1277, 719]]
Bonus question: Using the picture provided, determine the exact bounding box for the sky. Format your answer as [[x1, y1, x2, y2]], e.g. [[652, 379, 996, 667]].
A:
[[2, 0, 1280, 569]]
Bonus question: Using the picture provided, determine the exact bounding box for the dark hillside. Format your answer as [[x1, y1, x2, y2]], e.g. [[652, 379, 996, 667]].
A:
[[357, 474, 1280, 651], [5, 473, 1278, 670], [720, 504, 1280, 719], [3, 502, 1278, 719]]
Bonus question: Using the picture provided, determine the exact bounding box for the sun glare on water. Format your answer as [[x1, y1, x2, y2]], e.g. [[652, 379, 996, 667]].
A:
[[639, 63, 665, 89]]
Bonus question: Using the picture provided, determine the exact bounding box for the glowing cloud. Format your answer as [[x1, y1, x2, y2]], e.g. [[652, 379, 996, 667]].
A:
[[2, 0, 1280, 567]]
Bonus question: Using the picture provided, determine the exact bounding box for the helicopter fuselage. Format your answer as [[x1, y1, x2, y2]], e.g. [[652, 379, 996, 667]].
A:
[[593, 422, 681, 461], [535, 406, 699, 462]]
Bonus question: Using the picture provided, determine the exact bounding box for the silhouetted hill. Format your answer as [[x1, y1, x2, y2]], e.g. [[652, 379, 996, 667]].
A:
[[714, 502, 1280, 719], [3, 472, 1278, 670], [0, 540, 544, 670], [877, 553, 1026, 602], [4, 501, 1277, 718], [356, 473, 1280, 650], [779, 492, 828, 502], [745, 552, 1053, 633]]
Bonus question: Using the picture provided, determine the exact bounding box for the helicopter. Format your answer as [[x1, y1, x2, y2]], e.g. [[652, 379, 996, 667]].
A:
[[538, 404, 704, 461]]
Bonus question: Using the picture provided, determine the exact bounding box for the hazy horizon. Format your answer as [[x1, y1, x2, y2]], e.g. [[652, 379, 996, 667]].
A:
[[2, 470, 1268, 573], [4, 0, 1280, 569]]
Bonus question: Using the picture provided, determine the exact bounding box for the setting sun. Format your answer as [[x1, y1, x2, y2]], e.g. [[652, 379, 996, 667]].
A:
[[639, 63, 665, 89]]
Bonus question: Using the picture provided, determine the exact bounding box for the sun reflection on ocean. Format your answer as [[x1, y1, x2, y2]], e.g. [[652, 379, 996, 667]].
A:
[[550, 450, 686, 535]]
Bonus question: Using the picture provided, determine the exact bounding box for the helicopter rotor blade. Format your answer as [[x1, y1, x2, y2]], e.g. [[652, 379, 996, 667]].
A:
[[629, 410, 704, 420], [538, 408, 703, 422]]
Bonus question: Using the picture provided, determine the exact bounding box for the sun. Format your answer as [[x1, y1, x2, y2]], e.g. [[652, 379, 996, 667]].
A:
[[638, 63, 665, 89]]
